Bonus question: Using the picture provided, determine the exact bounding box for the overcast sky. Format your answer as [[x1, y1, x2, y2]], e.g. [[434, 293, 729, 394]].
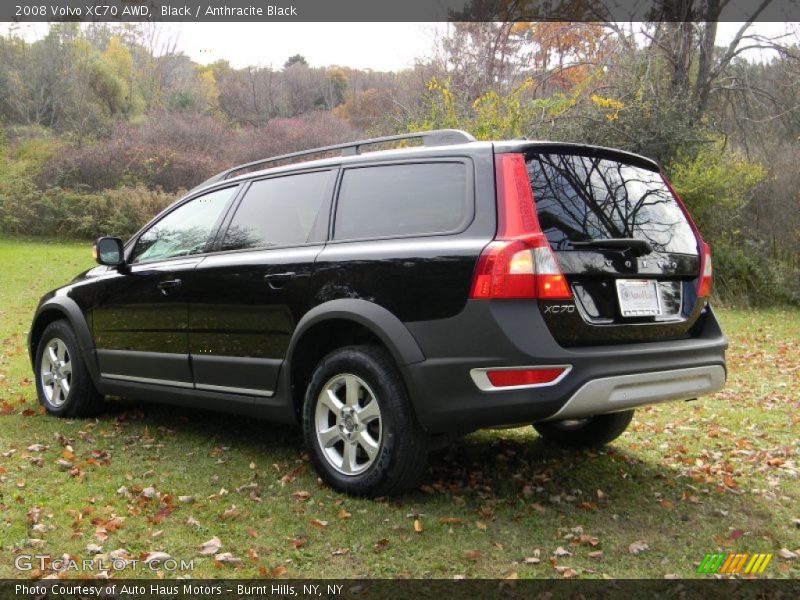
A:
[[2, 22, 796, 71]]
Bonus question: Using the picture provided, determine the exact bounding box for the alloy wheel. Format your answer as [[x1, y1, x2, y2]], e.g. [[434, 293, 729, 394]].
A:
[[314, 373, 383, 476]]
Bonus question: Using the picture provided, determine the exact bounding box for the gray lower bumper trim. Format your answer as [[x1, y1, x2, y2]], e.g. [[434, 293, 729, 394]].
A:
[[544, 365, 726, 421]]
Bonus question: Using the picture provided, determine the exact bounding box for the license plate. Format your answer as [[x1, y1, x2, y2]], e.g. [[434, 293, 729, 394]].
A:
[[616, 279, 662, 317]]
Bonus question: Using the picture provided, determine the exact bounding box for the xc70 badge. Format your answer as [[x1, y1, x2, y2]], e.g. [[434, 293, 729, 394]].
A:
[[543, 304, 575, 314]]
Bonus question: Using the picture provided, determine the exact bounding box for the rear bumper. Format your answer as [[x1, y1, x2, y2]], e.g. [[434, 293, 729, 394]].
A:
[[401, 300, 727, 433], [542, 365, 725, 421]]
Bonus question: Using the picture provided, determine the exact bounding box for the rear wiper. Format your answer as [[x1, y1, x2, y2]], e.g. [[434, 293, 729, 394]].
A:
[[570, 238, 653, 256]]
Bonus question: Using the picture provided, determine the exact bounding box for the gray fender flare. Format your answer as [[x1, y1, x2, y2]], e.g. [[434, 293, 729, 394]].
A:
[[286, 299, 425, 369]]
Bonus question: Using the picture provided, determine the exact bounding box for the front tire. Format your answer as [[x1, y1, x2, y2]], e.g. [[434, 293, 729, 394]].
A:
[[533, 410, 634, 448], [302, 345, 429, 496], [35, 320, 104, 417]]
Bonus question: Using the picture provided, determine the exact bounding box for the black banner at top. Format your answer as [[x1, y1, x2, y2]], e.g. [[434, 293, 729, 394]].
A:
[[3, 0, 800, 23]]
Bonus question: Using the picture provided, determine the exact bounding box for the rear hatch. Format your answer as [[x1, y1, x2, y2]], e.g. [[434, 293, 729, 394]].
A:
[[525, 149, 705, 345]]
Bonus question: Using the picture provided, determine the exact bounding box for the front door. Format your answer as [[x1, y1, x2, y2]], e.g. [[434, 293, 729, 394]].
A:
[[91, 185, 239, 388]]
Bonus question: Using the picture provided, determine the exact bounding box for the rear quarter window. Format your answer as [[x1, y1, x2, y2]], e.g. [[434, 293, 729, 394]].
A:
[[334, 162, 470, 240]]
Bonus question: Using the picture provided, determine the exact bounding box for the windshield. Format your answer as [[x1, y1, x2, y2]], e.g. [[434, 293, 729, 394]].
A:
[[527, 153, 698, 255]]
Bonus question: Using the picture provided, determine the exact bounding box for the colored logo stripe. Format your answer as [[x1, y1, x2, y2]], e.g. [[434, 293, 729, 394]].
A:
[[697, 553, 773, 574]]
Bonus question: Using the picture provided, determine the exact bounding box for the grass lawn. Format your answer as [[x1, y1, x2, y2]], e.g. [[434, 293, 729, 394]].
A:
[[0, 236, 798, 579]]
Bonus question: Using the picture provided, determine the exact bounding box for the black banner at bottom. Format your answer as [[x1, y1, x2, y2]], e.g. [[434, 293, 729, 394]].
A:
[[2, 579, 800, 600]]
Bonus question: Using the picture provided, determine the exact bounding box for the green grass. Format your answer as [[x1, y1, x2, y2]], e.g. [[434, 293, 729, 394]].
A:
[[0, 236, 798, 579]]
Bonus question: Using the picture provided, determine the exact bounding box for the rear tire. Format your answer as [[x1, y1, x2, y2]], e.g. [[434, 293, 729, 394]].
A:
[[35, 320, 104, 417], [533, 410, 634, 448], [302, 344, 429, 496]]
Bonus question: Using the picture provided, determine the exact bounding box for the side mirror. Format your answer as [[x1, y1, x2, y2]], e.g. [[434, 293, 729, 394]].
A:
[[93, 237, 125, 267]]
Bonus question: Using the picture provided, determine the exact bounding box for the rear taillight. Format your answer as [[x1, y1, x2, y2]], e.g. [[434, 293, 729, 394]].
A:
[[698, 242, 713, 297], [470, 153, 572, 300], [661, 175, 713, 299]]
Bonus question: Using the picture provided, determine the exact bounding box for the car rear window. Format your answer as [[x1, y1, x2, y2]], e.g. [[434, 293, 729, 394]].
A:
[[221, 170, 333, 251], [334, 162, 469, 240], [527, 153, 698, 255]]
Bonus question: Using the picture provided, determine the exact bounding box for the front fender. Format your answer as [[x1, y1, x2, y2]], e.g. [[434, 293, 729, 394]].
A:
[[29, 296, 100, 386]]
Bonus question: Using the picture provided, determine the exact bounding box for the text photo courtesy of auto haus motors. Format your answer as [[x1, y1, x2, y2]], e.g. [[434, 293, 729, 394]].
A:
[[0, 1, 799, 597]]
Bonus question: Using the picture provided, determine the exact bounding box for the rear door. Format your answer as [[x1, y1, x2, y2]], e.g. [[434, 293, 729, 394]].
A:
[[185, 168, 336, 397], [525, 150, 702, 345]]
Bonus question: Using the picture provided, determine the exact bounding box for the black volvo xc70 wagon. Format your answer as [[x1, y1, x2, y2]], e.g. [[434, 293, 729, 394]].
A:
[[29, 129, 727, 495]]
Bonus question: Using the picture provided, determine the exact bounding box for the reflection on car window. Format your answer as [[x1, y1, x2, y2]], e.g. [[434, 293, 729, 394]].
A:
[[132, 187, 236, 263], [527, 154, 697, 255], [221, 171, 332, 251]]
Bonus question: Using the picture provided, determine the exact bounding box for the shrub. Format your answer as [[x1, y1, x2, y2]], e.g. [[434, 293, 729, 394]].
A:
[[43, 111, 361, 193], [712, 240, 800, 308], [0, 183, 176, 240], [665, 139, 766, 241], [42, 112, 233, 192]]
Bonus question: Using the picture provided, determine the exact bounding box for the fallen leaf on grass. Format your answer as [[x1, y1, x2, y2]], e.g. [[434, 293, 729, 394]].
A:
[[554, 566, 578, 578], [27, 444, 47, 452], [142, 552, 171, 565], [413, 519, 423, 533], [222, 505, 240, 520], [198, 536, 222, 556], [629, 540, 649, 555], [464, 550, 481, 560], [214, 552, 242, 566], [577, 535, 600, 547], [438, 517, 463, 524], [269, 565, 287, 577], [588, 551, 604, 559], [778, 548, 798, 560], [729, 529, 744, 541], [373, 538, 390, 553], [331, 548, 349, 556], [289, 537, 307, 549], [523, 557, 541, 564], [337, 508, 351, 520], [553, 546, 572, 557], [177, 495, 195, 504], [293, 491, 311, 501], [310, 519, 328, 530]]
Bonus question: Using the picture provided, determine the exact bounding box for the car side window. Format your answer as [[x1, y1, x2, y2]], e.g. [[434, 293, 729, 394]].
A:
[[333, 162, 469, 241], [131, 187, 237, 264], [221, 170, 333, 251]]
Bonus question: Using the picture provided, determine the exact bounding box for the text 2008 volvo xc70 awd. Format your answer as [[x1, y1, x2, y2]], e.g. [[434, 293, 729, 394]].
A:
[[29, 129, 727, 495]]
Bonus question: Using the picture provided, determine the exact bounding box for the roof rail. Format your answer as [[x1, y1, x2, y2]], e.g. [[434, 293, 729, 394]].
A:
[[197, 129, 476, 189]]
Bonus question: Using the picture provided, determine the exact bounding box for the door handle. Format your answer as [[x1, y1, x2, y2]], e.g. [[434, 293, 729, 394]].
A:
[[157, 278, 182, 293], [264, 272, 296, 288]]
